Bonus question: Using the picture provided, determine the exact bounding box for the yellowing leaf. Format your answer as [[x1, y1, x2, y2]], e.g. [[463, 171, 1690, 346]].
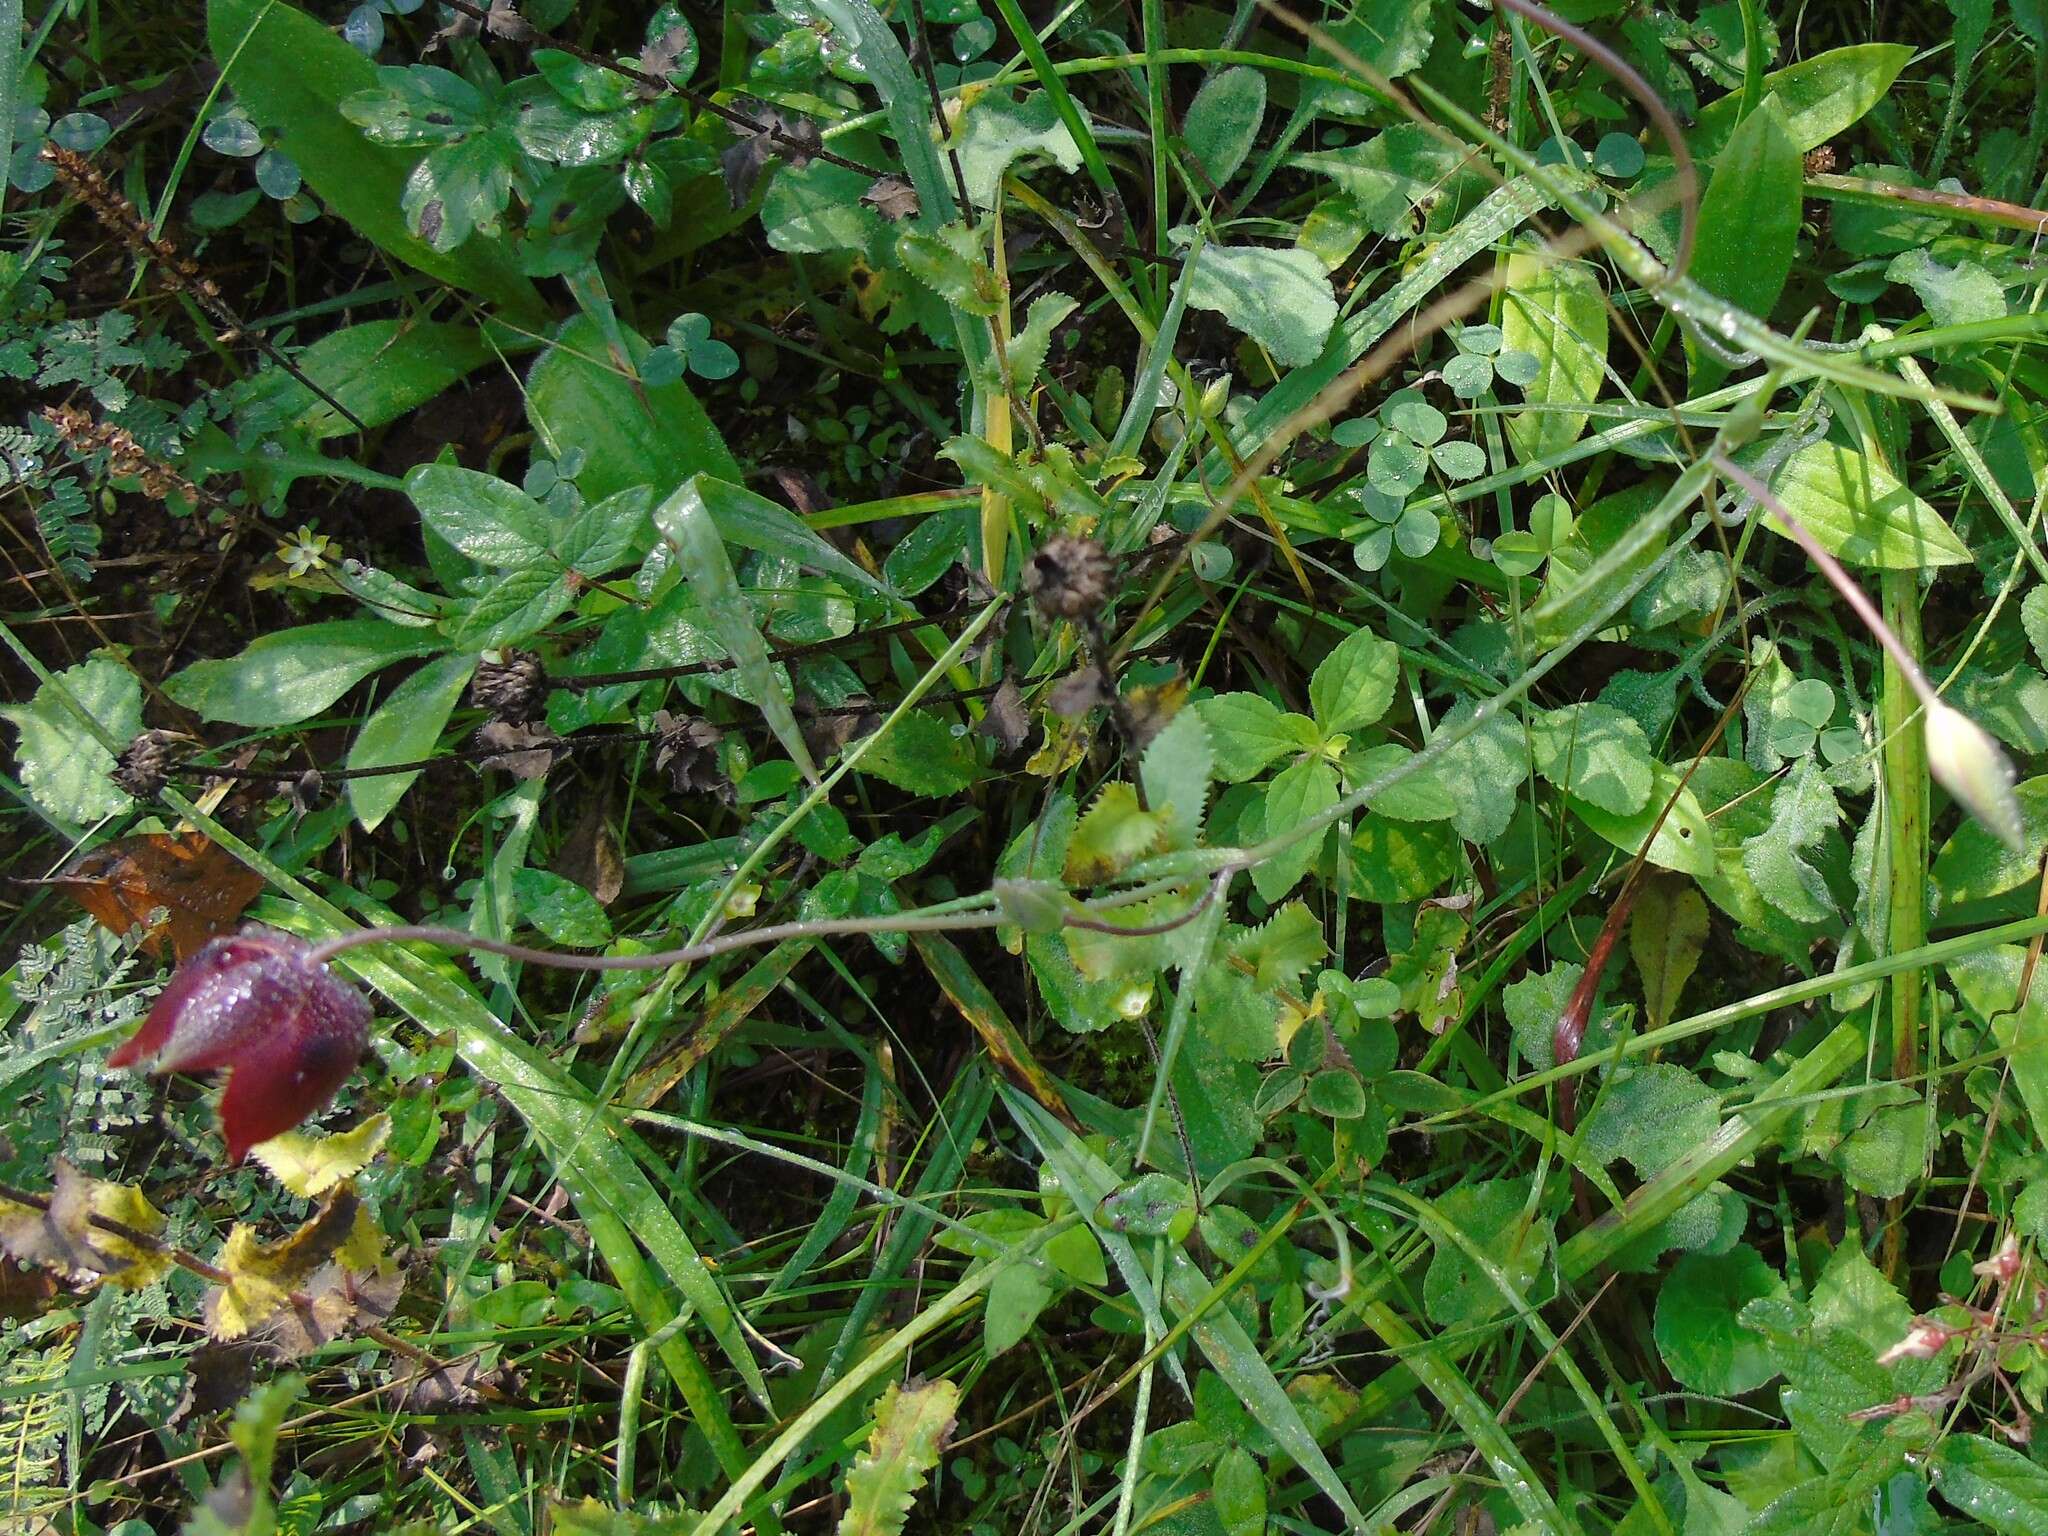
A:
[[206, 1190, 365, 1341], [1065, 782, 1170, 884], [252, 1114, 392, 1198], [839, 1378, 961, 1536], [1630, 877, 1709, 1031], [209, 1226, 295, 1340], [0, 1161, 171, 1289]]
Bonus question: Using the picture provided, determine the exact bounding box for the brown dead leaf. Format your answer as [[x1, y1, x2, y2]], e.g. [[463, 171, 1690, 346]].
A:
[[48, 833, 263, 961]]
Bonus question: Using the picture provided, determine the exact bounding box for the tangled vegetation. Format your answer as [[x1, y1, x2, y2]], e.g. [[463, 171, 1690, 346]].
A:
[[5, 0, 2048, 1530]]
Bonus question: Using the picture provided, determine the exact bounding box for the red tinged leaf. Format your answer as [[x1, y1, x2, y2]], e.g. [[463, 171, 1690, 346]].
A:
[[111, 929, 372, 1163], [48, 834, 265, 961]]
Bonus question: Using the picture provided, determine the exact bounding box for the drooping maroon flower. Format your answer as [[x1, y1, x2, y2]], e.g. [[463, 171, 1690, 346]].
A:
[[110, 928, 372, 1163]]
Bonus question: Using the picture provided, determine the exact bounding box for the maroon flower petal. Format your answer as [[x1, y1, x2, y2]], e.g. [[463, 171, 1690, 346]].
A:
[[111, 927, 373, 1162]]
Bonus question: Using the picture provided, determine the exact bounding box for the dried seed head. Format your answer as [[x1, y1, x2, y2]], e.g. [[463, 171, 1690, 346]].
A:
[[470, 649, 548, 724], [1024, 535, 1112, 622], [112, 728, 190, 800], [652, 709, 725, 795]]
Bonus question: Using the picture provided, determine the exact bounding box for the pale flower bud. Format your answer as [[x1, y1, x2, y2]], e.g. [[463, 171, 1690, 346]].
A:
[[1925, 698, 2024, 853], [1876, 1317, 1956, 1365], [1973, 1231, 2023, 1285]]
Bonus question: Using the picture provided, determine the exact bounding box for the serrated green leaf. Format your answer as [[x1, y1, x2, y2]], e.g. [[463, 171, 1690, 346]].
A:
[[1742, 758, 1842, 923], [2, 655, 139, 824], [838, 1379, 961, 1536], [1308, 625, 1398, 736], [1930, 1433, 2048, 1535], [1141, 709, 1214, 852], [1250, 758, 1339, 903], [1528, 702, 1653, 815], [1196, 693, 1318, 782]]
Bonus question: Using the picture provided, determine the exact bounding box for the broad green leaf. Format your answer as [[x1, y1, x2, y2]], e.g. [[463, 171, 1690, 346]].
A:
[[1349, 815, 1459, 901], [1931, 775, 2048, 903], [1887, 247, 2008, 326], [1351, 743, 1457, 822], [1742, 439, 1971, 568], [248, 319, 496, 440], [1422, 1178, 1551, 1328], [1501, 249, 1608, 462], [2, 655, 139, 823], [1630, 877, 1708, 1030], [1210, 1447, 1266, 1536], [165, 620, 440, 727], [1434, 699, 1531, 843], [1742, 758, 1843, 923], [1833, 1101, 1925, 1198], [839, 1379, 960, 1536], [1140, 709, 1214, 852], [763, 157, 887, 256], [1503, 963, 1583, 1073], [1185, 243, 1338, 368], [527, 316, 742, 503], [859, 710, 977, 796], [1527, 702, 1654, 815], [1691, 43, 1913, 158], [1687, 97, 1802, 387], [1570, 761, 1718, 877], [1097, 1172, 1195, 1240], [982, 1262, 1051, 1356], [1948, 947, 2048, 1150], [1290, 124, 1474, 237], [678, 475, 899, 602], [653, 478, 816, 779], [1182, 66, 1264, 187], [406, 465, 554, 567], [345, 652, 477, 832], [1930, 1433, 2048, 1535], [1251, 758, 1339, 903], [1654, 1245, 1789, 1396], [206, 0, 541, 315], [1196, 693, 1318, 782], [510, 867, 613, 947], [1581, 1063, 1720, 1175], [1308, 625, 1398, 736], [949, 88, 1082, 209]]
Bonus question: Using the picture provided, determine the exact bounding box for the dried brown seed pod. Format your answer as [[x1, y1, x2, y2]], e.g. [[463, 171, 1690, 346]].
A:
[[1024, 535, 1111, 622]]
